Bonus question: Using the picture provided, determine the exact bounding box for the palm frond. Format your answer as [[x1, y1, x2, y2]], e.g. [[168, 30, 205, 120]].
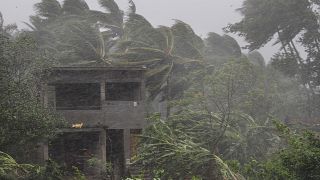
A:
[[114, 58, 162, 66], [62, 0, 90, 15], [158, 26, 174, 53], [111, 52, 162, 62], [128, 0, 136, 14], [98, 0, 122, 15], [128, 47, 167, 58], [173, 56, 202, 65], [146, 64, 171, 78], [34, 0, 62, 19]]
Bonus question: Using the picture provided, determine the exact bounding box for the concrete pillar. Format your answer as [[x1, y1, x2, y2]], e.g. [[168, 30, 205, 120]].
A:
[[42, 84, 48, 107], [99, 129, 107, 172], [45, 85, 56, 109], [100, 81, 106, 101], [37, 141, 49, 165], [123, 129, 131, 169]]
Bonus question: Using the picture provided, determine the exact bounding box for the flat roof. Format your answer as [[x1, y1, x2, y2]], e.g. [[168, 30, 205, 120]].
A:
[[50, 66, 147, 71]]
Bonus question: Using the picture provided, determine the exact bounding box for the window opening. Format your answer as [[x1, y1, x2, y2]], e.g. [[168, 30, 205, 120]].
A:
[[55, 83, 101, 110], [106, 82, 140, 101]]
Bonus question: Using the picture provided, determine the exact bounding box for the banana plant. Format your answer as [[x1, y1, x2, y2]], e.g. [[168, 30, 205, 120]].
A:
[[135, 114, 242, 179], [0, 151, 34, 179]]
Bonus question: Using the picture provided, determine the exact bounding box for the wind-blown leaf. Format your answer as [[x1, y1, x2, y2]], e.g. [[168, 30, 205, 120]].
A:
[[62, 0, 90, 15], [34, 0, 62, 19]]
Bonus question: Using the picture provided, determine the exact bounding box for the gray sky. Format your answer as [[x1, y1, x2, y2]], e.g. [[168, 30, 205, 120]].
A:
[[0, 0, 279, 61]]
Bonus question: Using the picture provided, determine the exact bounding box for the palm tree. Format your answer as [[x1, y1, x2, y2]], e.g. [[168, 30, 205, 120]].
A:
[[26, 0, 124, 65], [90, 0, 125, 38], [204, 32, 242, 67], [112, 12, 204, 111]]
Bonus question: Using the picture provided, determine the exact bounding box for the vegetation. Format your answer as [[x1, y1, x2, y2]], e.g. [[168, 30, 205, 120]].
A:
[[0, 151, 85, 180], [0, 18, 64, 162], [0, 0, 319, 179], [242, 122, 320, 180], [226, 0, 320, 118]]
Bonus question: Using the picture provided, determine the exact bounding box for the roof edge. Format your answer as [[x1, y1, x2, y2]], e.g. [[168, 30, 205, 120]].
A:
[[49, 66, 147, 71]]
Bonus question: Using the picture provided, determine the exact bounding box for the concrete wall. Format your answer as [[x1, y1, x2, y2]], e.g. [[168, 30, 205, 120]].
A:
[[57, 101, 146, 129], [43, 68, 147, 129]]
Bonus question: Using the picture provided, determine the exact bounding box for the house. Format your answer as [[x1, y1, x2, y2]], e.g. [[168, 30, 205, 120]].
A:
[[38, 66, 147, 179]]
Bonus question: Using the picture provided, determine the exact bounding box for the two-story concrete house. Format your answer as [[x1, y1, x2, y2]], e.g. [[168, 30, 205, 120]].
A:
[[39, 66, 147, 179]]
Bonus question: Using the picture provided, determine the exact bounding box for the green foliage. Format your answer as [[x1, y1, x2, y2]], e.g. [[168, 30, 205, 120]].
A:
[[0, 151, 34, 180], [226, 0, 316, 50], [133, 60, 283, 179], [1, 1, 319, 179], [87, 157, 113, 177], [135, 114, 240, 179], [227, 0, 320, 118], [131, 54, 316, 179], [247, 51, 265, 67], [274, 122, 320, 179], [241, 122, 320, 180], [242, 159, 294, 180], [28, 160, 86, 180], [204, 32, 241, 66], [27, 0, 124, 65], [114, 14, 204, 101], [0, 152, 86, 180], [0, 32, 64, 158], [270, 53, 298, 77]]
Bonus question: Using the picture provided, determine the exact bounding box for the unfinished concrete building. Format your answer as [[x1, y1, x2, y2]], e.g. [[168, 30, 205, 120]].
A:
[[40, 66, 147, 179]]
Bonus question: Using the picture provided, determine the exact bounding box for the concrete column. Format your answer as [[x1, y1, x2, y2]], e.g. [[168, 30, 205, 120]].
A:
[[45, 85, 56, 109], [37, 141, 49, 165], [43, 142, 49, 161], [100, 81, 106, 101], [141, 79, 146, 101], [123, 129, 131, 169], [99, 129, 107, 172], [42, 84, 48, 107]]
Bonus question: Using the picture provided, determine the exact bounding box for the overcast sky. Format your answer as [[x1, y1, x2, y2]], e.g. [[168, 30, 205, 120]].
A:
[[0, 0, 279, 61]]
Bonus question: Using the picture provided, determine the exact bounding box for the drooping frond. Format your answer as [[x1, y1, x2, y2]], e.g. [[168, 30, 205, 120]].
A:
[[99, 0, 120, 14], [128, 0, 136, 14], [62, 0, 90, 15], [34, 0, 62, 19], [171, 20, 204, 59], [157, 26, 174, 54], [89, 10, 123, 37], [124, 13, 154, 37]]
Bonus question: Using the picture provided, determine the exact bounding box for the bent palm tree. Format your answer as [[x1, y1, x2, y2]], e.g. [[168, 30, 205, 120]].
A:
[[26, 0, 125, 65], [112, 12, 204, 103]]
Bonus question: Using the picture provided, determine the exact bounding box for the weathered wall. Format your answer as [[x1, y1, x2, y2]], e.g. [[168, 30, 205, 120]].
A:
[[57, 101, 146, 129], [43, 68, 147, 129]]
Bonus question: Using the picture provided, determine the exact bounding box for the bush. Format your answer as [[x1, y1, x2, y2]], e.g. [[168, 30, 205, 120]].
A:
[[241, 122, 320, 180], [0, 151, 85, 180]]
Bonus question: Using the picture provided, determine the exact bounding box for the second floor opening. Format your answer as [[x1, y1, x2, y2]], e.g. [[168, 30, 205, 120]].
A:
[[55, 83, 101, 110], [54, 82, 142, 110]]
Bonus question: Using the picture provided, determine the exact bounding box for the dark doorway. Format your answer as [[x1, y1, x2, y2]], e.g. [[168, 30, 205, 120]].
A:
[[106, 129, 125, 178]]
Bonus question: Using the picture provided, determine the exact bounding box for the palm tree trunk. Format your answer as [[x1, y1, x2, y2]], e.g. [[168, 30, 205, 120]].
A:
[[277, 30, 290, 57], [165, 75, 172, 118], [290, 40, 316, 118], [290, 41, 303, 63]]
